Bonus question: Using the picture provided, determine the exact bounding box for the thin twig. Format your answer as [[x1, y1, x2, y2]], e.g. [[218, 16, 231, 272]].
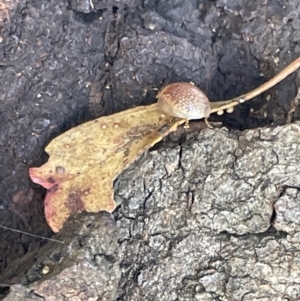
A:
[[211, 57, 300, 114]]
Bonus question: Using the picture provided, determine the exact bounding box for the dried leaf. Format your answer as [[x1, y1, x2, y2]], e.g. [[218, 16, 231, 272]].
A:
[[29, 104, 185, 232]]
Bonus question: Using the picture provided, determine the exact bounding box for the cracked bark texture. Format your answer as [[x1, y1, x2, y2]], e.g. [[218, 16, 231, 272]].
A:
[[4, 122, 300, 300], [1, 0, 300, 300], [114, 122, 300, 301], [3, 211, 120, 301]]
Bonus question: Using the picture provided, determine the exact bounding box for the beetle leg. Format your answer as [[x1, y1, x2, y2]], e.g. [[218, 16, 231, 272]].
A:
[[183, 119, 190, 129], [204, 118, 213, 129]]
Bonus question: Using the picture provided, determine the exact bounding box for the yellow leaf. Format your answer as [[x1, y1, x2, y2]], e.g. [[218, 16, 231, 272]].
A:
[[29, 103, 185, 232]]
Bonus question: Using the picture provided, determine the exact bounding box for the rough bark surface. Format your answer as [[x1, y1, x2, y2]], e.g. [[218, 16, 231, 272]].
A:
[[3, 122, 300, 300], [4, 212, 120, 301], [1, 0, 300, 300]]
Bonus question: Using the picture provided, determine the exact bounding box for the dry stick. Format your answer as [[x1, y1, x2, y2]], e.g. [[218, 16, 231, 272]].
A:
[[210, 56, 300, 113]]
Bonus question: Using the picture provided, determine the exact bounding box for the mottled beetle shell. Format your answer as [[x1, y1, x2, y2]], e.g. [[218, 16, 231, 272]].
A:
[[156, 82, 211, 120]]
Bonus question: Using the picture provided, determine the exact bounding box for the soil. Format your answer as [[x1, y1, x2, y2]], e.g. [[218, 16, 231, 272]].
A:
[[0, 0, 300, 299]]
